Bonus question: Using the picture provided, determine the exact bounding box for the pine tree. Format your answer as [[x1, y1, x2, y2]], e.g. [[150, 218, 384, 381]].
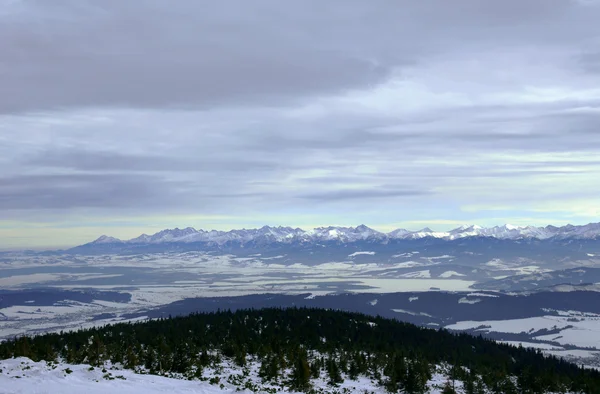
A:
[[125, 345, 139, 370], [289, 348, 311, 391], [86, 335, 105, 367], [442, 380, 457, 394], [384, 353, 406, 393], [259, 354, 280, 382], [2, 308, 600, 392], [348, 359, 360, 380], [463, 368, 476, 394], [404, 358, 431, 394], [327, 356, 344, 386]]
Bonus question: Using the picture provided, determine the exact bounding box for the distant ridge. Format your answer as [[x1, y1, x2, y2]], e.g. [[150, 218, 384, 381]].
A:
[[85, 222, 600, 247]]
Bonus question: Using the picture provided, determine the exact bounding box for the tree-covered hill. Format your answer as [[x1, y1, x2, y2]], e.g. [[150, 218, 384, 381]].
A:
[[1, 308, 599, 393]]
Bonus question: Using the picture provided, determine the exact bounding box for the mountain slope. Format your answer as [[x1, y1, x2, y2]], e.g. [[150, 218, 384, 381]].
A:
[[2, 308, 599, 393], [85, 222, 600, 247]]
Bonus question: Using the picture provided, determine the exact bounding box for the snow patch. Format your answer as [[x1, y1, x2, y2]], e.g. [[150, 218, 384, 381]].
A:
[[400, 270, 431, 279], [439, 271, 465, 278], [458, 297, 481, 305], [348, 251, 376, 257], [466, 293, 499, 298]]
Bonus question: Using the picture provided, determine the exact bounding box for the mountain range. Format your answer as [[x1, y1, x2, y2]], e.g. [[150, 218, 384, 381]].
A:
[[89, 222, 600, 246]]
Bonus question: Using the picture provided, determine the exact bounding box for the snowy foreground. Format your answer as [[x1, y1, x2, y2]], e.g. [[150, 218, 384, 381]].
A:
[[0, 357, 464, 394], [0, 356, 584, 394]]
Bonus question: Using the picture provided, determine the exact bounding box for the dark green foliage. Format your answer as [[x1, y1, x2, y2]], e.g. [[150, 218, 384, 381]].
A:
[[1, 307, 599, 393], [442, 381, 457, 394], [258, 354, 280, 382], [289, 347, 311, 391], [326, 356, 343, 386]]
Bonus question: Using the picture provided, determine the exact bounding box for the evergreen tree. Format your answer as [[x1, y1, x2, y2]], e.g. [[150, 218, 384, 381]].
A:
[[125, 345, 138, 370], [404, 358, 431, 394], [463, 368, 476, 394], [327, 356, 344, 386], [2, 307, 600, 393], [289, 348, 311, 391], [384, 353, 406, 393], [259, 354, 280, 382], [442, 380, 457, 394]]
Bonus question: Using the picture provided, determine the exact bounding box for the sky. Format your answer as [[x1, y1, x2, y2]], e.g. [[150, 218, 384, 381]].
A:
[[2, 0, 600, 249]]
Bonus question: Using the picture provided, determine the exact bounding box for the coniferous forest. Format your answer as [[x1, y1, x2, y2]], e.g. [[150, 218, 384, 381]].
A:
[[1, 307, 599, 393]]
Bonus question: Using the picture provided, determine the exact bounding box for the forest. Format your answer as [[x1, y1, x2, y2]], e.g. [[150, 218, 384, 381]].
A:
[[1, 307, 599, 393]]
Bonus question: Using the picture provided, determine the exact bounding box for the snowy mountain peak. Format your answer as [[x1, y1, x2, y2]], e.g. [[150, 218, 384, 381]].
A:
[[450, 224, 482, 233], [503, 224, 521, 230], [387, 228, 411, 238], [83, 221, 600, 248], [92, 235, 123, 244]]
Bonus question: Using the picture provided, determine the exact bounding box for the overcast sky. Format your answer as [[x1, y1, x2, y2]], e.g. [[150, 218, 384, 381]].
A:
[[2, 0, 600, 248]]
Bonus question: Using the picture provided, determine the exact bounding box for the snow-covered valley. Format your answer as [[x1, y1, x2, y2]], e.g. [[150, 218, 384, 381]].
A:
[[3, 246, 600, 372]]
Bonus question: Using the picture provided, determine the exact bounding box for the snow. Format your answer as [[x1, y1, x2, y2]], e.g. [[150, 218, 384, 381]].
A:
[[458, 297, 481, 305], [0, 249, 485, 340], [0, 274, 61, 287], [348, 251, 376, 257], [400, 270, 431, 278], [260, 255, 285, 260], [354, 278, 475, 292], [87, 222, 600, 247], [466, 292, 499, 298], [499, 341, 563, 350], [446, 313, 600, 350], [446, 316, 573, 334], [439, 271, 465, 278], [392, 252, 420, 258], [535, 323, 600, 348], [0, 358, 237, 394], [392, 309, 433, 317], [0, 357, 469, 394], [483, 260, 550, 275]]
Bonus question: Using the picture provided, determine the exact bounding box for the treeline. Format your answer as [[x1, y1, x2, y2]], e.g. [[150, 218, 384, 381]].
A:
[[1, 307, 599, 393]]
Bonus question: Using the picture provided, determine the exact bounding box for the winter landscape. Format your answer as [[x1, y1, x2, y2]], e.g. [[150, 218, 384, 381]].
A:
[[4, 0, 600, 392], [3, 223, 600, 373]]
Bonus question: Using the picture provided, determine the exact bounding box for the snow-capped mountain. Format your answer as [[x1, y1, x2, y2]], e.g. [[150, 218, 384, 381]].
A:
[[86, 222, 600, 247], [92, 235, 124, 244], [307, 224, 386, 242]]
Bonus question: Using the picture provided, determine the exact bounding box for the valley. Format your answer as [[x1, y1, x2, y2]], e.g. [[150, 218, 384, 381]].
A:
[[3, 225, 600, 370]]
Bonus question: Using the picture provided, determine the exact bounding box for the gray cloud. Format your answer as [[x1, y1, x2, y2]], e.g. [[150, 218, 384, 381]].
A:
[[23, 149, 279, 173], [300, 188, 430, 202], [0, 173, 182, 210], [2, 0, 600, 242], [2, 0, 599, 114], [0, 0, 394, 114], [578, 52, 600, 73]]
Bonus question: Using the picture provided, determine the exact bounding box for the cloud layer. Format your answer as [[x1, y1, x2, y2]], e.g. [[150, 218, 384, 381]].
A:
[[1, 0, 600, 247]]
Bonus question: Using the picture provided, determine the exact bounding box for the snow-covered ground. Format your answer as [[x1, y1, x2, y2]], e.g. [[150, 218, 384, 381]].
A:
[[1, 357, 236, 394], [348, 251, 376, 257], [446, 311, 600, 369], [0, 357, 463, 394], [0, 251, 478, 340]]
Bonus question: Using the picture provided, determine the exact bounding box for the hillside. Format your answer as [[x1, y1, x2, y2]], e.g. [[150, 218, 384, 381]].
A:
[[2, 308, 600, 393]]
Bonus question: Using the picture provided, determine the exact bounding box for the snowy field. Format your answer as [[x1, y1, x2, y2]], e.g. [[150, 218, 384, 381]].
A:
[[3, 251, 600, 370], [446, 311, 600, 368], [0, 357, 463, 394], [0, 251, 476, 339]]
